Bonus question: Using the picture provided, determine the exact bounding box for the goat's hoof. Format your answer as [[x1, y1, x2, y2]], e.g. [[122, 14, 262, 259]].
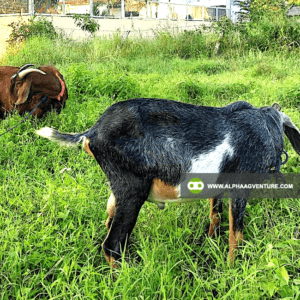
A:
[[104, 253, 118, 268]]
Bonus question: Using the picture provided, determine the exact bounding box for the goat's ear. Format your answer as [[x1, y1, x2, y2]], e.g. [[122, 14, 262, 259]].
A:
[[10, 76, 17, 94], [15, 79, 31, 105], [282, 112, 300, 155], [272, 103, 281, 111]]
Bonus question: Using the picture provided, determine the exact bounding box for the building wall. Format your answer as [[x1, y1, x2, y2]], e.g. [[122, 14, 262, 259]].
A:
[[58, 1, 90, 4], [58, 1, 116, 4], [126, 0, 145, 12], [0, 16, 30, 59], [0, 14, 209, 60], [139, 3, 212, 20], [0, 0, 29, 14]]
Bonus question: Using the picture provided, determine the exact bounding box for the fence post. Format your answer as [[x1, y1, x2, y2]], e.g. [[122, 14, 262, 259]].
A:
[[62, 0, 65, 15], [90, 0, 94, 17], [146, 1, 149, 19], [28, 0, 34, 15], [121, 0, 125, 18], [186, 3, 188, 21], [202, 6, 204, 20], [216, 7, 218, 21], [226, 0, 231, 21]]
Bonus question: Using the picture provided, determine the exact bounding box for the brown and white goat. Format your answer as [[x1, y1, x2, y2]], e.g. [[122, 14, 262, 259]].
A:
[[0, 64, 68, 119]]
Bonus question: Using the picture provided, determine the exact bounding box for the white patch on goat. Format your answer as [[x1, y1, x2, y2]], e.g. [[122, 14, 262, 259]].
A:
[[189, 133, 234, 173], [147, 135, 233, 206]]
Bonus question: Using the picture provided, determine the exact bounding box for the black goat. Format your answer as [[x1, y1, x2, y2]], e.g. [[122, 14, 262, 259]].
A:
[[36, 98, 300, 267]]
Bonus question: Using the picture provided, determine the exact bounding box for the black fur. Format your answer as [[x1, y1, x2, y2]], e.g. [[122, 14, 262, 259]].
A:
[[37, 98, 300, 262]]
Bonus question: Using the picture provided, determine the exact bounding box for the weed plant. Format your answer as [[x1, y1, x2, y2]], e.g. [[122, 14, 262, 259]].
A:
[[0, 12, 300, 299]]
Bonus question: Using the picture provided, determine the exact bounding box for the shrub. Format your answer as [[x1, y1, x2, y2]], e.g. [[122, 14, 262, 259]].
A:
[[235, 0, 287, 22], [73, 14, 100, 37], [212, 4, 300, 54], [7, 16, 57, 45], [174, 29, 207, 59], [28, 16, 57, 38]]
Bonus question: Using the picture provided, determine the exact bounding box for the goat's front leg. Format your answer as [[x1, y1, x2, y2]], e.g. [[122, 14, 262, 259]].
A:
[[229, 198, 247, 263], [208, 197, 222, 237]]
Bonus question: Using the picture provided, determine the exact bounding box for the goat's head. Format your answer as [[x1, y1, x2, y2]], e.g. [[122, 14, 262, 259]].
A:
[[10, 64, 68, 117]]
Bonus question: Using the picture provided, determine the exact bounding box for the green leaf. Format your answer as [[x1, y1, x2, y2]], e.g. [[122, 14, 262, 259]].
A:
[[293, 279, 300, 285], [278, 285, 294, 298], [264, 281, 277, 297], [275, 266, 289, 285]]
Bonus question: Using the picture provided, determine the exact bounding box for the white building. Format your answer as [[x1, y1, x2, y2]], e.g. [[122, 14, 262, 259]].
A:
[[141, 0, 239, 21]]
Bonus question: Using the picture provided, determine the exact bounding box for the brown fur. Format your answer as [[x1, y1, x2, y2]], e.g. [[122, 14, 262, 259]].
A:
[[102, 232, 117, 268], [229, 200, 243, 263], [208, 198, 220, 237], [83, 137, 95, 158], [151, 178, 179, 200], [0, 64, 68, 119], [103, 193, 118, 267]]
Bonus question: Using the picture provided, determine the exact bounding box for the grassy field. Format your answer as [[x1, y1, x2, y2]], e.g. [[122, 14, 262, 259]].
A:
[[0, 26, 300, 299]]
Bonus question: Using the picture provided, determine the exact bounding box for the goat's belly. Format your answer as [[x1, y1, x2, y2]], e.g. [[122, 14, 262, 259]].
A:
[[147, 178, 199, 207]]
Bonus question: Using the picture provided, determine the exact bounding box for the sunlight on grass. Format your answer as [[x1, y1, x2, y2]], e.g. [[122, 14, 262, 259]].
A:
[[0, 25, 300, 299]]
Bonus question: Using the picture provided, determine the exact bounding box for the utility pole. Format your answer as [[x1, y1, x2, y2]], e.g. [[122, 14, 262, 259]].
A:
[[226, 0, 232, 21], [29, 0, 34, 15], [121, 0, 125, 18], [90, 0, 94, 17]]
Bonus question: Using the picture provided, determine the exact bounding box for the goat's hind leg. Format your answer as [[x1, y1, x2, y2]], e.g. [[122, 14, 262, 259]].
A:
[[102, 178, 152, 267], [105, 193, 116, 230]]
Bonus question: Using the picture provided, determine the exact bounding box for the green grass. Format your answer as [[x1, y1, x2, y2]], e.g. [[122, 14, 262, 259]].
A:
[[0, 32, 300, 299]]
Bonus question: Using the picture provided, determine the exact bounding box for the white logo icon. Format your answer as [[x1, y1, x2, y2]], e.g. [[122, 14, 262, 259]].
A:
[[187, 181, 204, 191]]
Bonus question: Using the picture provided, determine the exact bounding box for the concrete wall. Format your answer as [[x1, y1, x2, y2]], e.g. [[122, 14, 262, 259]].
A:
[[35, 15, 209, 39], [0, 15, 209, 59], [0, 16, 30, 59]]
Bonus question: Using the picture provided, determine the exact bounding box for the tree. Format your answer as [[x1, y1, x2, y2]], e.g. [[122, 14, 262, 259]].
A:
[[34, 0, 59, 6], [234, 0, 287, 22], [34, 0, 60, 14]]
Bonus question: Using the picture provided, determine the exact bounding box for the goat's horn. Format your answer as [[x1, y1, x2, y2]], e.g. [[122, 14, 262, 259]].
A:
[[11, 64, 36, 80], [18, 64, 35, 73], [18, 69, 46, 79]]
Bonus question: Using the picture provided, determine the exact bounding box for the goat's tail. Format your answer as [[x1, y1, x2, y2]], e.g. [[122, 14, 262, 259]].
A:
[[36, 127, 88, 147]]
